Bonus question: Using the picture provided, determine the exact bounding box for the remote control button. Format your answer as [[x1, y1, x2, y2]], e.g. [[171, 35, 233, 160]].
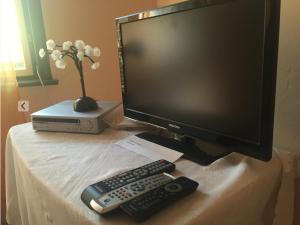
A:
[[127, 178, 136, 183], [104, 198, 111, 203], [132, 170, 139, 176], [118, 173, 127, 178], [164, 183, 182, 193], [133, 168, 148, 176], [130, 184, 145, 192]]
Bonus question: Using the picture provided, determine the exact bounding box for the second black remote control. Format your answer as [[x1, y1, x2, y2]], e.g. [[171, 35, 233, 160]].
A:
[[81, 159, 175, 209], [120, 177, 199, 221]]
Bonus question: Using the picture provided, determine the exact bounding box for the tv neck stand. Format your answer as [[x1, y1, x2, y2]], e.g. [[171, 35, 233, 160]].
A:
[[136, 132, 231, 166]]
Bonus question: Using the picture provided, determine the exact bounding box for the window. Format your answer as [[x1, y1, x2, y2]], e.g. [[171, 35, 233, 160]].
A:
[[0, 0, 33, 76], [0, 0, 25, 69], [0, 0, 58, 87]]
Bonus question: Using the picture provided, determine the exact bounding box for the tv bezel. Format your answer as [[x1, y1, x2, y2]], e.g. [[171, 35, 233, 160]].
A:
[[116, 0, 281, 162]]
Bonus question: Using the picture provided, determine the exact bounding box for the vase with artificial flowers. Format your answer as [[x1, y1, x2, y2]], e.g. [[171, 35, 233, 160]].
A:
[[39, 39, 101, 112]]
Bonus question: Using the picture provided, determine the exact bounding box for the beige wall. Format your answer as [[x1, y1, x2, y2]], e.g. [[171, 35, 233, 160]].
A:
[[19, 0, 157, 119], [273, 0, 300, 154], [157, 0, 300, 155]]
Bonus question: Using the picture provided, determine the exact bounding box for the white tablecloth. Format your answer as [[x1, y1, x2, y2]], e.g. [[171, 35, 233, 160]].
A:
[[5, 123, 295, 225]]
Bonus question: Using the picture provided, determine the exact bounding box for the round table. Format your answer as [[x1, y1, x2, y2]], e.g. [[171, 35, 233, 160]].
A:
[[5, 123, 288, 225]]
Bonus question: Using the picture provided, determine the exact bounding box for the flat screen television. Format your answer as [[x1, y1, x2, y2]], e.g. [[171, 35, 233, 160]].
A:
[[116, 0, 281, 165]]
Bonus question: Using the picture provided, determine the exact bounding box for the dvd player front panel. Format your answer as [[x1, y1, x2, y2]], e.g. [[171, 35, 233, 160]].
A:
[[32, 117, 107, 134]]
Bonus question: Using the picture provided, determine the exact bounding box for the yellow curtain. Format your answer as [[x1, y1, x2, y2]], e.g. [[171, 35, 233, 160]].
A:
[[1, 0, 26, 222], [0, 64, 25, 224]]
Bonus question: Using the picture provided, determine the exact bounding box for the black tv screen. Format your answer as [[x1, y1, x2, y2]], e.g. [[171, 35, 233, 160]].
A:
[[116, 0, 280, 163]]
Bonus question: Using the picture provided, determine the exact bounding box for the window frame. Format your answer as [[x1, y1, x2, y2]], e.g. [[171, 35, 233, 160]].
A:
[[16, 0, 58, 87]]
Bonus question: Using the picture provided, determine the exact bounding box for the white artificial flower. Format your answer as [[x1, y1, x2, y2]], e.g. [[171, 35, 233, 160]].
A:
[[77, 50, 84, 61], [50, 50, 62, 61], [84, 45, 92, 56], [55, 59, 66, 69], [46, 39, 56, 50], [75, 40, 85, 50], [91, 62, 100, 70], [93, 47, 101, 57], [39, 48, 46, 58], [62, 41, 72, 50]]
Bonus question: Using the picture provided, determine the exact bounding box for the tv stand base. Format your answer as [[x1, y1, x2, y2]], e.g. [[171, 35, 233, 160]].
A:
[[136, 132, 231, 166]]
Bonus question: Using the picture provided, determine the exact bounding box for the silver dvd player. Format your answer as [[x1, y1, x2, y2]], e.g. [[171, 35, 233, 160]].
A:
[[31, 100, 120, 134]]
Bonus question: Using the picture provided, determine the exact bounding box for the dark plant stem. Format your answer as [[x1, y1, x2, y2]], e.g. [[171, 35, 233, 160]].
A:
[[84, 55, 95, 63], [46, 45, 94, 99], [78, 61, 87, 97]]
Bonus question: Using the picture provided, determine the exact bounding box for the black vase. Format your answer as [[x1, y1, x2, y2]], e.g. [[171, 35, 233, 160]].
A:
[[74, 96, 98, 112]]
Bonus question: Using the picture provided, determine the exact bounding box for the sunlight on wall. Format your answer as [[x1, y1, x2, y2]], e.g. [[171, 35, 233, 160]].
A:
[[0, 0, 24, 68]]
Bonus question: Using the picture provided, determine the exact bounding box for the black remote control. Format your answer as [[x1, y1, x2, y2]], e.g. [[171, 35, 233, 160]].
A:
[[81, 159, 175, 209], [120, 177, 199, 221]]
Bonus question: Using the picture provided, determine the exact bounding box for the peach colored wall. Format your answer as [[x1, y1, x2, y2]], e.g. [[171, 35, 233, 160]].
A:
[[157, 0, 186, 7], [19, 0, 157, 119]]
